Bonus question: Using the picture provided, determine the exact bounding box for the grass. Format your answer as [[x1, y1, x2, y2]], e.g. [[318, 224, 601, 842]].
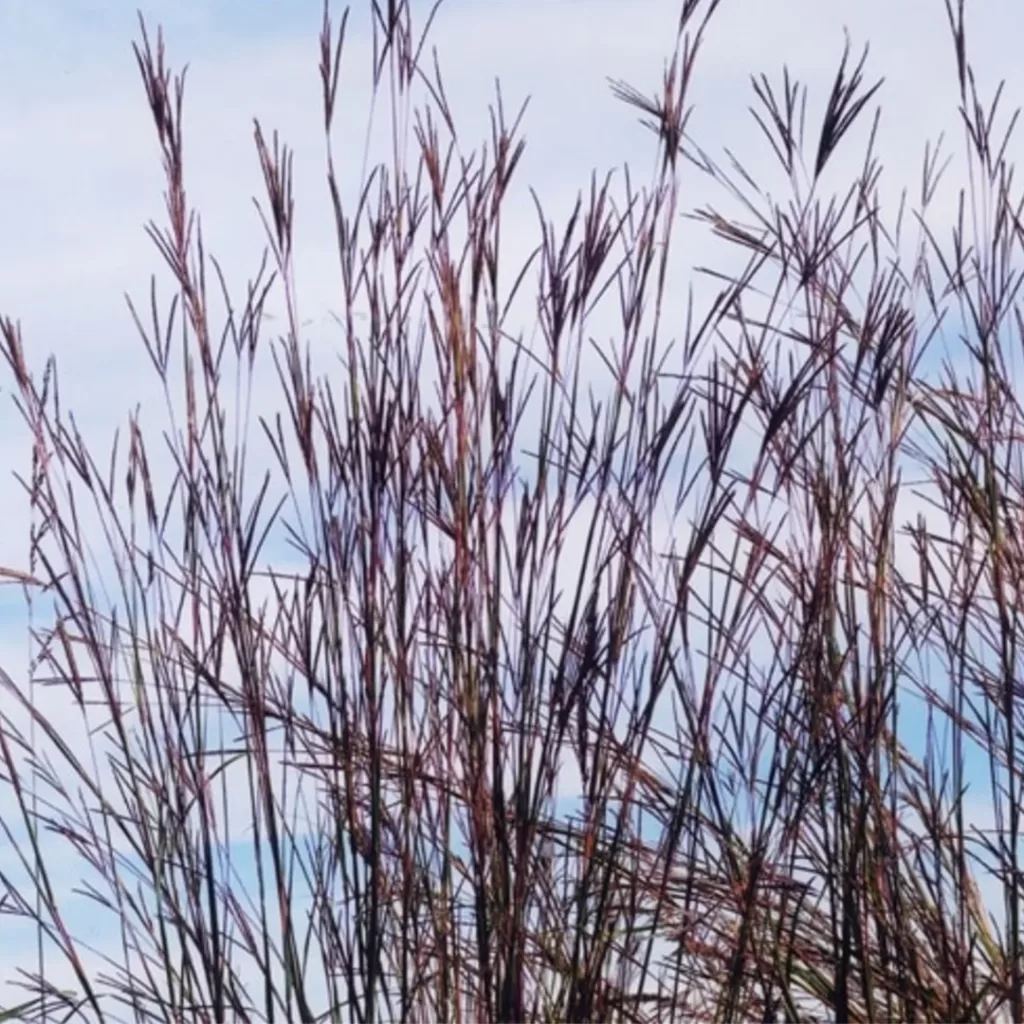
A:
[[1, 0, 1024, 1019]]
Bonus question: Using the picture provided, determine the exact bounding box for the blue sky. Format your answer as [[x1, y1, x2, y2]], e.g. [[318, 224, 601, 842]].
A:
[[1, 0, 1024, 1015]]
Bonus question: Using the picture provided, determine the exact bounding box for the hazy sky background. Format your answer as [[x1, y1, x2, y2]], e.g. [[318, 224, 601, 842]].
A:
[[1, 0, 1023, 1011]]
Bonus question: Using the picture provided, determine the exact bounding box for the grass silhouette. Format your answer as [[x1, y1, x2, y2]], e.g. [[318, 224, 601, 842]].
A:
[[1, 0, 1023, 1020]]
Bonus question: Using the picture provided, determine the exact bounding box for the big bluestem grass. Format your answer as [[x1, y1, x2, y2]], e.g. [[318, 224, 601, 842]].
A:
[[1, 0, 1023, 1020]]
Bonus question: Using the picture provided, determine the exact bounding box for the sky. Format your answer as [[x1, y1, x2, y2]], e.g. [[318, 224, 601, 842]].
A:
[[1, 0, 1023, 1016]]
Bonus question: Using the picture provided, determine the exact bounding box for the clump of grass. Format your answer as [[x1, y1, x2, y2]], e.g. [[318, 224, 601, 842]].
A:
[[1, 0, 1024, 1020]]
